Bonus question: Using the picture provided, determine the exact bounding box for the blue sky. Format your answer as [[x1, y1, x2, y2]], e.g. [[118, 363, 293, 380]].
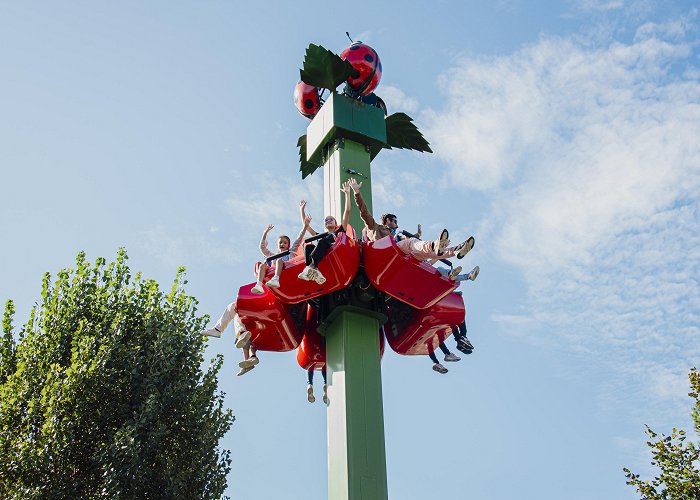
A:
[[2, 1, 699, 498]]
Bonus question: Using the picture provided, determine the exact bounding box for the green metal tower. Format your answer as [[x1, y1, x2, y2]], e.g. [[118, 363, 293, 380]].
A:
[[297, 41, 432, 500], [307, 92, 388, 500]]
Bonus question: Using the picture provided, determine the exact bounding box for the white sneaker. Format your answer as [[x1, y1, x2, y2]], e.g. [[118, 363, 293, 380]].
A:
[[313, 269, 326, 285], [456, 236, 475, 259], [235, 330, 251, 348], [467, 265, 480, 281], [298, 266, 313, 281], [237, 365, 254, 376], [444, 353, 461, 362], [266, 276, 281, 288], [251, 282, 264, 294], [432, 363, 448, 374], [239, 356, 259, 369], [448, 266, 462, 280], [434, 229, 450, 256], [307, 384, 315, 403], [202, 327, 221, 338], [323, 384, 328, 404]]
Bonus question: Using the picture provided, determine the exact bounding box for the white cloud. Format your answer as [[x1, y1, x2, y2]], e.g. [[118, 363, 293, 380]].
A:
[[425, 16, 700, 419], [224, 171, 323, 229], [139, 225, 241, 268], [379, 84, 420, 114]]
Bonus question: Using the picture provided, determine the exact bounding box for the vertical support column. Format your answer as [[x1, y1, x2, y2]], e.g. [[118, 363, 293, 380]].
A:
[[323, 139, 374, 233], [325, 308, 388, 500]]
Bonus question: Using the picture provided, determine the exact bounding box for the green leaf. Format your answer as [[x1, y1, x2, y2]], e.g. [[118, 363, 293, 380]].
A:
[[297, 134, 322, 179], [300, 43, 356, 91], [384, 112, 432, 153]]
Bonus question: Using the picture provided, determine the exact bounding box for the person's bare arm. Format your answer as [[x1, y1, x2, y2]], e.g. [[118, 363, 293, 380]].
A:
[[259, 224, 274, 257], [300, 200, 318, 235], [340, 180, 351, 229]]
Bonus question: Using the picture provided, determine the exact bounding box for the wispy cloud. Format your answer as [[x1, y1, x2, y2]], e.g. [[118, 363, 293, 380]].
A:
[[425, 14, 700, 424], [138, 225, 242, 268]]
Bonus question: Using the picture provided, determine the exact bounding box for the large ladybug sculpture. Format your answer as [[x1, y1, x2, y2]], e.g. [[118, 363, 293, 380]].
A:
[[340, 41, 382, 96], [294, 81, 323, 119]]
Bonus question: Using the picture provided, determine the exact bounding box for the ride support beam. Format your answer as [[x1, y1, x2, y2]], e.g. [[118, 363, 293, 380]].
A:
[[307, 91, 388, 500], [325, 307, 387, 500]]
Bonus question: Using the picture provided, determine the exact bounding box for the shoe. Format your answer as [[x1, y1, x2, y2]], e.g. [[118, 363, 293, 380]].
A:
[[202, 327, 221, 338], [467, 265, 480, 281], [237, 365, 254, 376], [444, 353, 461, 362], [313, 269, 326, 285], [238, 356, 259, 369], [456, 236, 475, 259], [307, 384, 315, 403], [456, 343, 473, 354], [266, 276, 281, 288], [460, 339, 474, 351], [298, 266, 313, 280], [235, 330, 251, 348], [323, 384, 328, 404], [434, 229, 449, 256], [448, 266, 462, 280], [432, 363, 448, 374], [251, 282, 264, 294]]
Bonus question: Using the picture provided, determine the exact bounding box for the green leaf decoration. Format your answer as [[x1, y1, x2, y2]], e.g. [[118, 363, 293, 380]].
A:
[[384, 112, 432, 153], [297, 134, 322, 179], [300, 44, 356, 91]]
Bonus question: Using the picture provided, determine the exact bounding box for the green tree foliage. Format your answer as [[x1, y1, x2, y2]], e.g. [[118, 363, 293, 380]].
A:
[[624, 368, 700, 499], [0, 250, 234, 499]]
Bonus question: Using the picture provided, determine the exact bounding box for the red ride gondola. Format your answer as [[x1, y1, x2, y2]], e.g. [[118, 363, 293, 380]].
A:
[[362, 236, 458, 309], [235, 285, 304, 352], [260, 225, 361, 305], [384, 292, 465, 356], [297, 304, 386, 370]]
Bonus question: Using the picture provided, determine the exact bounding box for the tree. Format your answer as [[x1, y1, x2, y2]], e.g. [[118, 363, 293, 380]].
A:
[[0, 250, 235, 499], [624, 368, 700, 499]]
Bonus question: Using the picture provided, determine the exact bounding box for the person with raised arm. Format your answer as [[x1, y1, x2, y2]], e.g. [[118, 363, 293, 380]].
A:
[[297, 180, 352, 285], [251, 200, 312, 294], [347, 177, 475, 260]]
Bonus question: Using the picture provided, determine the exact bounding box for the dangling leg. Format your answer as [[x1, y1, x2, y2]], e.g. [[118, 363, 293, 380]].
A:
[[441, 341, 460, 362], [203, 301, 238, 337], [266, 260, 282, 288], [429, 349, 448, 374], [251, 263, 268, 294], [322, 367, 328, 404], [307, 369, 315, 403]]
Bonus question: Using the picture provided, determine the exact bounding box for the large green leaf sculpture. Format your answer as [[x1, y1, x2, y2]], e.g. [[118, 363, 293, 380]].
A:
[[300, 44, 357, 91], [297, 134, 322, 179], [384, 112, 432, 153]]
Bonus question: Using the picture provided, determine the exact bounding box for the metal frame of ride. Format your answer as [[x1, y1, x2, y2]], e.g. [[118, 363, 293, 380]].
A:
[[236, 36, 467, 500]]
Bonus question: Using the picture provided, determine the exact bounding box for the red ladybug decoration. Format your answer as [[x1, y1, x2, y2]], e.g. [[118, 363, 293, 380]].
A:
[[294, 81, 322, 119], [340, 42, 382, 96]]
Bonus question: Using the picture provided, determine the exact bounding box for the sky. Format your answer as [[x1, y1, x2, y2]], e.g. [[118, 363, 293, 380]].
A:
[[1, 1, 699, 498]]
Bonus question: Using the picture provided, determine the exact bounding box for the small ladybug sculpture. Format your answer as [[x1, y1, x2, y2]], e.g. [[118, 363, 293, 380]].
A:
[[294, 81, 322, 119], [340, 41, 382, 97]]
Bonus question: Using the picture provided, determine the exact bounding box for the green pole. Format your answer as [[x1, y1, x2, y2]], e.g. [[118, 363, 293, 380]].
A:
[[307, 93, 388, 500]]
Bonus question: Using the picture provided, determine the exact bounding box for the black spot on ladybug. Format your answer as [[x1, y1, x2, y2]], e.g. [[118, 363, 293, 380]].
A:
[[304, 99, 314, 109], [350, 45, 360, 50], [364, 54, 374, 62]]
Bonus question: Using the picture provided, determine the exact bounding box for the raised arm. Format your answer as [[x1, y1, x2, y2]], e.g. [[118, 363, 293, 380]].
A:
[[290, 215, 312, 254], [300, 200, 318, 235], [416, 223, 422, 239], [259, 224, 275, 257], [348, 177, 377, 230], [340, 180, 351, 229]]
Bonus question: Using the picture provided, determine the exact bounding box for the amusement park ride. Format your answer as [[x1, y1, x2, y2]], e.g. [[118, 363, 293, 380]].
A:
[[229, 36, 470, 500]]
